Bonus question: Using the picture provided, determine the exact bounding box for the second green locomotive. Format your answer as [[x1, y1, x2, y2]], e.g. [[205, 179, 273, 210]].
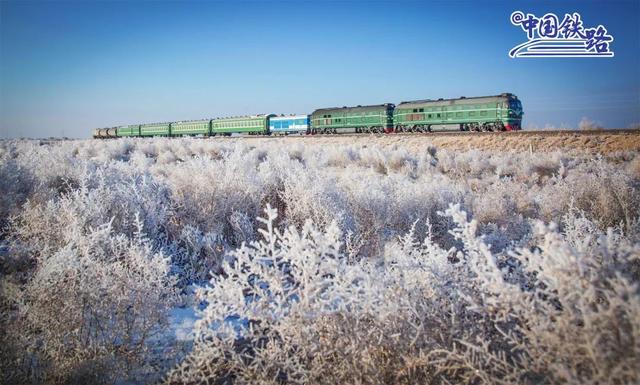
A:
[[310, 103, 395, 134]]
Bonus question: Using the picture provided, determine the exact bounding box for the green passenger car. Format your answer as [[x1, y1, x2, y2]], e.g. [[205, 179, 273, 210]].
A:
[[171, 120, 211, 136], [211, 115, 273, 135], [139, 122, 171, 137], [393, 93, 523, 132], [116, 124, 140, 137], [311, 104, 394, 134]]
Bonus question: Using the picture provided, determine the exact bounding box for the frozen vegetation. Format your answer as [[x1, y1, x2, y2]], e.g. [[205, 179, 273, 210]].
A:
[[0, 137, 639, 385]]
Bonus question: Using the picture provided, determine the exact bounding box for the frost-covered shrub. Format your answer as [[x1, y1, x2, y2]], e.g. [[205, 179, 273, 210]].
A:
[[1, 220, 178, 385], [10, 164, 171, 260], [165, 205, 413, 384], [0, 156, 35, 232], [162, 148, 274, 249], [166, 204, 640, 385], [1, 145, 179, 384]]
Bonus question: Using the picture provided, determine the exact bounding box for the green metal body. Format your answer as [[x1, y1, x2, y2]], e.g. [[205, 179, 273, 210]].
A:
[[211, 115, 273, 135], [116, 125, 140, 137], [171, 120, 211, 136], [393, 93, 523, 131], [311, 104, 394, 133], [139, 122, 171, 137]]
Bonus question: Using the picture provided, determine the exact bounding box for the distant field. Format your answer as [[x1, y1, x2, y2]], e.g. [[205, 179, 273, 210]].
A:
[[214, 129, 640, 154]]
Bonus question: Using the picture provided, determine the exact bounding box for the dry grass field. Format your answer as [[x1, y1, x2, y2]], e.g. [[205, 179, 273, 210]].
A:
[[229, 129, 640, 155]]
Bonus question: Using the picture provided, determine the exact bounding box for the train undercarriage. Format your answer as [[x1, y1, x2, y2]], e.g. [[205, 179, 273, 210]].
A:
[[393, 120, 507, 133]]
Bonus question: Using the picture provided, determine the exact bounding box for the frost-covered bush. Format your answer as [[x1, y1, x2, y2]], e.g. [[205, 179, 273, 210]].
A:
[[2, 222, 178, 384], [1, 143, 179, 384], [165, 204, 640, 385], [10, 164, 171, 260], [0, 156, 35, 231]]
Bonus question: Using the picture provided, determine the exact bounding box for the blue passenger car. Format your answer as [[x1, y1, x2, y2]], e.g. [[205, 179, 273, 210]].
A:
[[269, 115, 309, 134]]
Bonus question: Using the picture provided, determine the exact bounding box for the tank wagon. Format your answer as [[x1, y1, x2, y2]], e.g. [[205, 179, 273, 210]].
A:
[[92, 93, 523, 138], [93, 127, 118, 138]]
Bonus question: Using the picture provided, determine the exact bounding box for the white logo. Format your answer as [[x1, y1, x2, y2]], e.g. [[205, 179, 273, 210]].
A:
[[509, 11, 614, 58]]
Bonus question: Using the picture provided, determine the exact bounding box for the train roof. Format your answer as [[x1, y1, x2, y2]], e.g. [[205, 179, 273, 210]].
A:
[[140, 122, 172, 126], [397, 93, 518, 108], [212, 114, 275, 121], [312, 103, 394, 115], [172, 118, 211, 124], [270, 114, 308, 120]]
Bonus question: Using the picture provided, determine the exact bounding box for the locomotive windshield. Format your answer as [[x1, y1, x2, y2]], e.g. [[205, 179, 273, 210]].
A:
[[508, 100, 523, 117]]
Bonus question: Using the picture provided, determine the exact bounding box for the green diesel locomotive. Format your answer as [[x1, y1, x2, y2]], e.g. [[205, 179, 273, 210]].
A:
[[394, 93, 522, 132], [310, 104, 395, 134]]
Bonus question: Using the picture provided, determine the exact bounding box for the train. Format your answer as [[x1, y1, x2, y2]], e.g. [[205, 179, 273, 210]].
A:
[[92, 93, 523, 138]]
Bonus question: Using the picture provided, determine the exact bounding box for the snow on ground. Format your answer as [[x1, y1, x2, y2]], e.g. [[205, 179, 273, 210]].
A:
[[169, 307, 197, 342]]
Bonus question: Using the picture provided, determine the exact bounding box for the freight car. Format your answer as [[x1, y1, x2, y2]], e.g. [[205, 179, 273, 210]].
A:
[[92, 93, 523, 138], [393, 93, 523, 132]]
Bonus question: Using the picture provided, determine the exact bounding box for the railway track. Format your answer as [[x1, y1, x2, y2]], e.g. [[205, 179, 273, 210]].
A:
[[210, 128, 640, 139], [211, 128, 640, 154]]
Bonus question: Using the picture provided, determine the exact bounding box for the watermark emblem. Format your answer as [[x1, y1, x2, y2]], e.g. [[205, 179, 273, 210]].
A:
[[509, 11, 614, 58]]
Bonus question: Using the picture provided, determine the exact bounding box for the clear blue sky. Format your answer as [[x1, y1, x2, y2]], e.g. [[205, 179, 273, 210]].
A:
[[1, 0, 638, 138]]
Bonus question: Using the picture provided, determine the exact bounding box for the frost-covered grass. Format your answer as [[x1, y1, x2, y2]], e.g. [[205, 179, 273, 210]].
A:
[[1, 138, 639, 384]]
